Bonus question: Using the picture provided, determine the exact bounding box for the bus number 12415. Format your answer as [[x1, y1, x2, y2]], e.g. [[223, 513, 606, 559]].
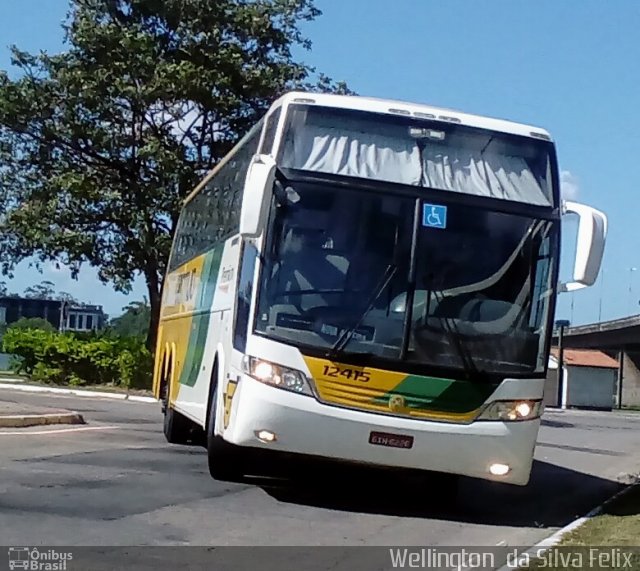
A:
[[322, 365, 370, 382]]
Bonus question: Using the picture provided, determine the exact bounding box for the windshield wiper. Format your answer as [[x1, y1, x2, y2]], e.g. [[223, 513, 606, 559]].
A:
[[431, 290, 481, 378], [327, 263, 398, 359]]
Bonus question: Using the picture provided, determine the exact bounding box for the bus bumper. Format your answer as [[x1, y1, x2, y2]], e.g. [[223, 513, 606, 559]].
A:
[[225, 375, 540, 485]]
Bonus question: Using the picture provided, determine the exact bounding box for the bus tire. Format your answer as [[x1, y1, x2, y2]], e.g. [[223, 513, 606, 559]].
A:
[[163, 404, 192, 445], [162, 367, 191, 445], [206, 370, 242, 481]]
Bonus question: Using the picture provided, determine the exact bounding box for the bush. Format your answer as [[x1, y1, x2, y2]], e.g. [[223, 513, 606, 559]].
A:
[[1, 328, 152, 389], [8, 317, 56, 332]]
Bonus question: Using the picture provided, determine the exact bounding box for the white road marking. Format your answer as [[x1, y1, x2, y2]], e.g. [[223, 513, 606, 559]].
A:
[[0, 382, 157, 403], [0, 425, 118, 436]]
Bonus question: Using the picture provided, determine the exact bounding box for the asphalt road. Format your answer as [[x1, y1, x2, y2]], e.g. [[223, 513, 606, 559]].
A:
[[1, 389, 639, 551]]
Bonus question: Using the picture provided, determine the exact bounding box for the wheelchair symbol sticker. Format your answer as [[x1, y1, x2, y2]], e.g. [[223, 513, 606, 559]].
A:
[[422, 203, 447, 229]]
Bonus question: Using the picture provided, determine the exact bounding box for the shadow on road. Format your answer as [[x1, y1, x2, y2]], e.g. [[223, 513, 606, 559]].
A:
[[605, 484, 640, 517], [541, 418, 575, 428], [257, 459, 624, 528]]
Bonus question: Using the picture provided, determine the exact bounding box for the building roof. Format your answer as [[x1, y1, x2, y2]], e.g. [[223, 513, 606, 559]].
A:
[[68, 304, 104, 312], [0, 296, 60, 304], [550, 348, 618, 369]]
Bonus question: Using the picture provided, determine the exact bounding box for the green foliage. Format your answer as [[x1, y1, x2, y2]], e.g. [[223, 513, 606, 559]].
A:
[[57, 291, 79, 304], [108, 300, 151, 339], [0, 280, 19, 298], [0, 0, 351, 351], [23, 280, 56, 299], [2, 327, 152, 389], [8, 317, 56, 332]]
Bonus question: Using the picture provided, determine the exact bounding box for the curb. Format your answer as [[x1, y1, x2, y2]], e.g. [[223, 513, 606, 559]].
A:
[[0, 382, 157, 403], [0, 411, 85, 428], [495, 478, 640, 571]]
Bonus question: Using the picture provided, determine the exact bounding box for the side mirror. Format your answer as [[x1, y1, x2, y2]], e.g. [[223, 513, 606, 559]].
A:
[[559, 200, 607, 292], [239, 154, 277, 238]]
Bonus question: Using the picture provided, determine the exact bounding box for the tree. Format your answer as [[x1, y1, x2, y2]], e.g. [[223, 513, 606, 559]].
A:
[[0, 0, 351, 352], [23, 280, 56, 300], [57, 291, 79, 304], [109, 299, 151, 339], [0, 282, 19, 298]]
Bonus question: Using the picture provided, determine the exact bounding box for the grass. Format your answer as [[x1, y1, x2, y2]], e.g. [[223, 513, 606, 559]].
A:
[[524, 483, 640, 570], [560, 484, 640, 546]]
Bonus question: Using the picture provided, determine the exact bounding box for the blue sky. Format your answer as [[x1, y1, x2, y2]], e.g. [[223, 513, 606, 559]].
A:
[[1, 0, 639, 324]]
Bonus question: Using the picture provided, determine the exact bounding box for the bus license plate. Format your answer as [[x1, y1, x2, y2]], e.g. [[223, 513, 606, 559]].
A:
[[369, 431, 414, 449]]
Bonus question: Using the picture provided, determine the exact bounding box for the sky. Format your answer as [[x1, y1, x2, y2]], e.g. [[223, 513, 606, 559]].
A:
[[0, 0, 639, 324]]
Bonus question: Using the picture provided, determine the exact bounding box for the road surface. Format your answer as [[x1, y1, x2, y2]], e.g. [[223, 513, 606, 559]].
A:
[[1, 389, 639, 550]]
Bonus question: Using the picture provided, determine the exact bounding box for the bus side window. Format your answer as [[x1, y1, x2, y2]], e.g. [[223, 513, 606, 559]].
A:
[[167, 119, 263, 272], [233, 242, 259, 352], [260, 107, 281, 155]]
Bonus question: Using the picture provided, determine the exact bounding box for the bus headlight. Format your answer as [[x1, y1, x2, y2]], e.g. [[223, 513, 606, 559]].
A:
[[477, 400, 542, 422], [242, 356, 313, 396]]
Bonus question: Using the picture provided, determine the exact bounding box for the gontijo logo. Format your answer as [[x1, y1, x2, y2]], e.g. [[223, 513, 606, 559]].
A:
[[8, 548, 73, 571], [218, 266, 234, 293]]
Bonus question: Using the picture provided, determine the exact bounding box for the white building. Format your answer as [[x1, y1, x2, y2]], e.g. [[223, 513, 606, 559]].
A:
[[544, 349, 619, 410]]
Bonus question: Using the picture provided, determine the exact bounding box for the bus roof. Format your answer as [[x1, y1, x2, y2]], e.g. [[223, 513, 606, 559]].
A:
[[182, 91, 553, 207], [271, 91, 553, 142]]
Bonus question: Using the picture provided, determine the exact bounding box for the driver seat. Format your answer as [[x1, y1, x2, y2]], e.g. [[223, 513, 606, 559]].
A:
[[270, 227, 349, 312]]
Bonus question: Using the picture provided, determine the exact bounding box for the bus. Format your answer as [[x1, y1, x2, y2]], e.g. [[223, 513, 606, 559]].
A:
[[153, 91, 606, 488]]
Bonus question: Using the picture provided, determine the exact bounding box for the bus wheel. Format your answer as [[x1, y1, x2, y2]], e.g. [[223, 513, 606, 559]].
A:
[[162, 376, 191, 445], [206, 375, 242, 481]]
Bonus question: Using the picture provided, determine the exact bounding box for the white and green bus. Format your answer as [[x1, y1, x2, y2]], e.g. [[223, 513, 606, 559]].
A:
[[153, 92, 606, 487]]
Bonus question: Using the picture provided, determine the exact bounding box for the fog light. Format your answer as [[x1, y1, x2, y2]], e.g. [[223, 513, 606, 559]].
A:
[[489, 463, 510, 476], [256, 430, 277, 443]]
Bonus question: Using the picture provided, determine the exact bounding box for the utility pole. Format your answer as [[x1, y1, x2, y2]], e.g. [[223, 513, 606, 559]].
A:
[[598, 269, 605, 322], [628, 267, 637, 315], [570, 293, 575, 324], [59, 301, 67, 333], [555, 320, 570, 409], [617, 351, 624, 409]]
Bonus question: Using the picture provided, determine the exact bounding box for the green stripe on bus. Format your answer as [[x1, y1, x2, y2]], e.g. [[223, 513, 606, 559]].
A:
[[179, 246, 224, 387], [375, 375, 496, 413]]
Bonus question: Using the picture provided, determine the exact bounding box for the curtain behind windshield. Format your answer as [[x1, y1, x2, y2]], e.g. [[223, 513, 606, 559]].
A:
[[281, 105, 553, 207], [284, 121, 422, 186]]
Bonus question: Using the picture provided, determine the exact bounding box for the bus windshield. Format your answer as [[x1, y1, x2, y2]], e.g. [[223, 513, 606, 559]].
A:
[[280, 104, 556, 207], [255, 180, 558, 376]]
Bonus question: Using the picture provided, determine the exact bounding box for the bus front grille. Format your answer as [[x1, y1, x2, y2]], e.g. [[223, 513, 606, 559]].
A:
[[302, 356, 490, 424]]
